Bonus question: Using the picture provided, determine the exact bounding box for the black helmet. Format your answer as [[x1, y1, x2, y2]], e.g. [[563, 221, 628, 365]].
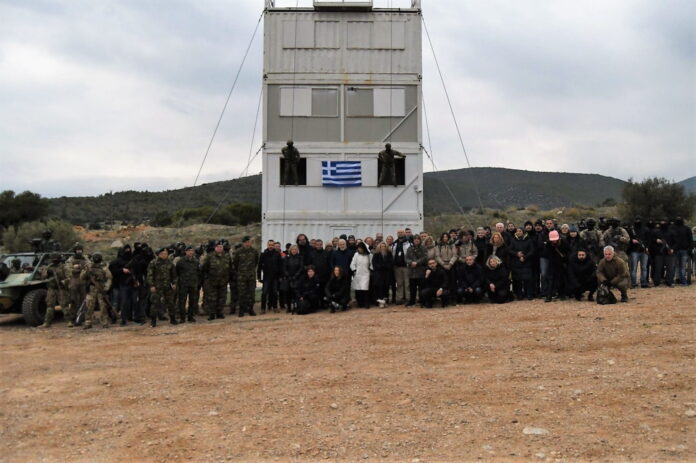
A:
[[73, 242, 84, 252], [42, 228, 52, 239], [11, 258, 21, 268], [92, 252, 103, 264]]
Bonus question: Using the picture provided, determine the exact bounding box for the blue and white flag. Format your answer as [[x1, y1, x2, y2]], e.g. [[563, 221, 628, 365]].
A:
[[322, 161, 362, 187]]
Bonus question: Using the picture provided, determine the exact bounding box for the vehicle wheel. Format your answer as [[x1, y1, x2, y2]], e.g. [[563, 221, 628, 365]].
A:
[[22, 288, 47, 327]]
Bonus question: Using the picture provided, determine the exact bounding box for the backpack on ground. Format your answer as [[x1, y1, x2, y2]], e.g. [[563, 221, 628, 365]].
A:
[[596, 283, 617, 305]]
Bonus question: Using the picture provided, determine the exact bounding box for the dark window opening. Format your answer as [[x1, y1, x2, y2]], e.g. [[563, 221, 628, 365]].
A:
[[279, 158, 307, 186], [377, 158, 405, 186]]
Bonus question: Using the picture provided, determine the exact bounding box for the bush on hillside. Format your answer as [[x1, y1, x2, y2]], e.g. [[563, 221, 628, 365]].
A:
[[2, 220, 81, 252], [620, 178, 696, 220]]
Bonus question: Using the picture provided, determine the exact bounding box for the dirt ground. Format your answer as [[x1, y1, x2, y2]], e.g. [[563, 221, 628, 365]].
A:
[[1, 286, 694, 462]]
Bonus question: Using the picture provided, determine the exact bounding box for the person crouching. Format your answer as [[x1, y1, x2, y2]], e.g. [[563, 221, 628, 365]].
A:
[[597, 246, 630, 303]]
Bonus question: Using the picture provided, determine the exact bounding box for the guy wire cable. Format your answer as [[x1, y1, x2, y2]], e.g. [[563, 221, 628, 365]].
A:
[[283, 0, 301, 245], [421, 14, 485, 213]]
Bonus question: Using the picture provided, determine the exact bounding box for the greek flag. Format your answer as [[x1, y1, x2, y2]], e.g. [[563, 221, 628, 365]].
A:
[[322, 161, 362, 187]]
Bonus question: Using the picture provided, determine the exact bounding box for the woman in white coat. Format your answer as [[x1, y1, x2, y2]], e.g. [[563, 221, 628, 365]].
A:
[[350, 242, 373, 308]]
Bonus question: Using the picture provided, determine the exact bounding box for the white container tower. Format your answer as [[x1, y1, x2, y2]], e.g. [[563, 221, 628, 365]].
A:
[[262, 0, 423, 244]]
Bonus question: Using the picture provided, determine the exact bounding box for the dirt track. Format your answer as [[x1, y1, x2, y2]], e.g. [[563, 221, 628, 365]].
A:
[[1, 286, 694, 462]]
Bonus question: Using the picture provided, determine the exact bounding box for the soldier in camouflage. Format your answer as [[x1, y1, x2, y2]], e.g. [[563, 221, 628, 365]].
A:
[[9, 258, 23, 274], [601, 218, 631, 262], [39, 252, 69, 328], [200, 242, 233, 320], [64, 244, 88, 327], [229, 243, 241, 315], [175, 246, 200, 323], [233, 236, 259, 317], [80, 252, 113, 329], [147, 247, 178, 327], [580, 218, 603, 263]]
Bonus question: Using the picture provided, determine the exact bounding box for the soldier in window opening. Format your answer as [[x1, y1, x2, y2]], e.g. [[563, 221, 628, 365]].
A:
[[282, 140, 300, 186], [378, 143, 405, 187]]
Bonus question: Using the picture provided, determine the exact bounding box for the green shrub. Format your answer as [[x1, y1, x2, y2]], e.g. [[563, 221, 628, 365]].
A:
[[2, 219, 81, 252]]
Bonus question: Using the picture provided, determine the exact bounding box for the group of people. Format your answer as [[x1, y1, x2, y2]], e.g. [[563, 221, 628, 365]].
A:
[[17, 215, 694, 329], [24, 236, 259, 329], [258, 216, 693, 312]]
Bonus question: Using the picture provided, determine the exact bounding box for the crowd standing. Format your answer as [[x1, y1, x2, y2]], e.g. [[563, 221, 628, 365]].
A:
[[15, 216, 695, 329]]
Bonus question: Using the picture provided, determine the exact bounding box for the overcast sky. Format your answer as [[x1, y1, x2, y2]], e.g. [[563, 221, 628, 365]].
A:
[[1, 0, 694, 198]]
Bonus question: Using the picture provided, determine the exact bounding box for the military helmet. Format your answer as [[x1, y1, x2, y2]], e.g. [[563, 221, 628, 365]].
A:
[[42, 228, 53, 239], [73, 242, 84, 252], [92, 252, 103, 263]]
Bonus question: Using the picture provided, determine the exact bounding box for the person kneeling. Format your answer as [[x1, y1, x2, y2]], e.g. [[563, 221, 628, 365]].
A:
[[596, 246, 630, 303], [420, 259, 449, 308], [484, 256, 510, 304], [325, 266, 350, 312], [456, 255, 484, 303], [296, 266, 322, 315], [567, 249, 598, 301]]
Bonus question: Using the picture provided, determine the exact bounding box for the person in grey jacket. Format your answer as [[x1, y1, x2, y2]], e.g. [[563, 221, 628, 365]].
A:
[[405, 235, 428, 307]]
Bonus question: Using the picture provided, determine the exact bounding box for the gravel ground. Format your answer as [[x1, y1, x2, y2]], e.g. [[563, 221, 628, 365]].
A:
[[0, 286, 694, 462]]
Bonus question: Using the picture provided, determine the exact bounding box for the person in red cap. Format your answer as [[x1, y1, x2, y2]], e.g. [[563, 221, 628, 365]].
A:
[[543, 229, 570, 302]]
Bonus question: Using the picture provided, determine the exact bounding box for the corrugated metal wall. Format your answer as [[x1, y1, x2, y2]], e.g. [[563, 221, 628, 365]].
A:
[[264, 11, 422, 76]]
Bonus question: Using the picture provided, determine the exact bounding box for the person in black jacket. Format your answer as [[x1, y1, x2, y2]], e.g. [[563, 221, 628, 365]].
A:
[[673, 217, 693, 285], [258, 239, 282, 313], [283, 245, 305, 313], [627, 217, 650, 288], [474, 228, 488, 266], [650, 219, 677, 286], [325, 266, 350, 312], [109, 244, 138, 323], [508, 227, 535, 300], [567, 249, 598, 301], [310, 239, 331, 296], [296, 234, 313, 267], [420, 259, 449, 308], [372, 242, 394, 307], [296, 266, 322, 315], [455, 255, 484, 303], [484, 256, 510, 304], [543, 230, 570, 302]]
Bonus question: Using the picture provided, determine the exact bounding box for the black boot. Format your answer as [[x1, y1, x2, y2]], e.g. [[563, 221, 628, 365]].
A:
[[170, 318, 179, 325], [208, 314, 215, 321], [150, 317, 157, 327], [188, 316, 196, 323], [249, 308, 256, 316], [217, 313, 225, 319]]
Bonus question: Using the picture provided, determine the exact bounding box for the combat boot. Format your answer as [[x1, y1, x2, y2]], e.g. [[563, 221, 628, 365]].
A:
[[170, 318, 179, 325], [150, 317, 157, 327], [188, 316, 196, 323], [620, 292, 629, 303], [588, 292, 595, 302], [208, 314, 215, 321], [249, 308, 256, 316], [217, 313, 225, 319]]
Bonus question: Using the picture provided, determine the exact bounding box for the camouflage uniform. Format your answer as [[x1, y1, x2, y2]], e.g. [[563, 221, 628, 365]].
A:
[[64, 255, 88, 324], [580, 229, 603, 263], [176, 254, 200, 321], [81, 262, 113, 328], [39, 260, 69, 327], [147, 257, 177, 322], [200, 252, 232, 318], [601, 226, 631, 262], [233, 245, 259, 316]]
